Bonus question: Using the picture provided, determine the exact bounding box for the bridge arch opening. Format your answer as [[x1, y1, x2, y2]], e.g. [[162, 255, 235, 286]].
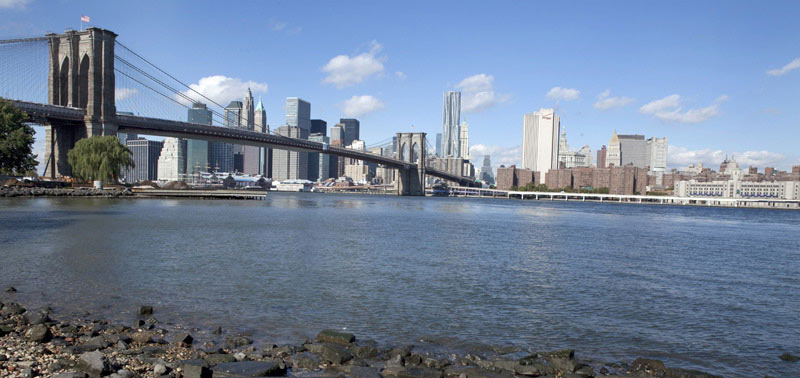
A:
[[78, 54, 89, 108], [58, 57, 69, 106], [411, 142, 419, 164], [399, 143, 407, 161]]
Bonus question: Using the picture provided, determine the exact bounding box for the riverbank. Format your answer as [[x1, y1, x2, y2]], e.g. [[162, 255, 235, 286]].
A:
[[0, 186, 134, 198], [0, 297, 734, 378]]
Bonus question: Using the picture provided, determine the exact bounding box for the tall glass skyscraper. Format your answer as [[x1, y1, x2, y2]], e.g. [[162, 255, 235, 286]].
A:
[[522, 108, 560, 184], [339, 118, 360, 146], [286, 97, 311, 131], [442, 91, 461, 157], [187, 102, 211, 174]]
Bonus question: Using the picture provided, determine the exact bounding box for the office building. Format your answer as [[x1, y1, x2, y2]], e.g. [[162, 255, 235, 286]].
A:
[[435, 133, 442, 157], [330, 125, 344, 144], [619, 134, 647, 168], [157, 137, 187, 182], [340, 118, 360, 146], [344, 140, 370, 183], [242, 88, 255, 130], [522, 108, 560, 183], [460, 120, 469, 159], [442, 91, 461, 157], [286, 97, 311, 131], [186, 102, 211, 175], [308, 133, 330, 182], [311, 119, 327, 136], [646, 137, 668, 172], [272, 126, 309, 180], [479, 155, 494, 185], [123, 138, 163, 183], [597, 145, 607, 169], [254, 97, 270, 176], [607, 131, 621, 167]]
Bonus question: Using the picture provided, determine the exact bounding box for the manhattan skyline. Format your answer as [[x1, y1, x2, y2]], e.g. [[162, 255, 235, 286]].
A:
[[1, 0, 799, 170]]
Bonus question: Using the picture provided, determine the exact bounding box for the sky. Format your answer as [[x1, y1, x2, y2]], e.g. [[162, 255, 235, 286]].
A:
[[1, 0, 799, 172]]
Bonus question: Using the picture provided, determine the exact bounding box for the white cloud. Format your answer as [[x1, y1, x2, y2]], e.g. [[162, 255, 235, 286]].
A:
[[0, 0, 30, 9], [766, 57, 800, 76], [469, 144, 521, 169], [546, 87, 580, 101], [668, 145, 788, 169], [340, 95, 385, 117], [268, 18, 301, 35], [180, 75, 268, 106], [593, 89, 634, 110], [456, 73, 509, 113], [115, 88, 138, 101], [639, 94, 727, 123], [322, 41, 384, 88], [395, 71, 406, 80]]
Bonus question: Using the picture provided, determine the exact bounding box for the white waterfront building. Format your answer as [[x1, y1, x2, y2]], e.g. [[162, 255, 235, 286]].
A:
[[522, 108, 560, 183], [156, 137, 186, 182], [676, 179, 800, 200]]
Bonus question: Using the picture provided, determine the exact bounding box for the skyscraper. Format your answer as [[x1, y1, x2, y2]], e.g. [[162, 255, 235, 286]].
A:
[[435, 133, 442, 157], [442, 91, 461, 157], [187, 102, 211, 174], [123, 138, 162, 183], [242, 88, 255, 130], [522, 108, 560, 183], [480, 155, 494, 185], [308, 133, 330, 181], [311, 119, 327, 136], [254, 97, 269, 176], [607, 131, 621, 167], [340, 118, 360, 146], [254, 97, 268, 133], [272, 125, 309, 180], [619, 134, 647, 167], [157, 137, 187, 181], [459, 120, 469, 159], [646, 137, 668, 172], [597, 145, 607, 169], [286, 97, 311, 131]]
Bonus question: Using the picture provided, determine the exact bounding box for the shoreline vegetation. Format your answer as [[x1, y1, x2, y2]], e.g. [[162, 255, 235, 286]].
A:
[[0, 296, 734, 378]]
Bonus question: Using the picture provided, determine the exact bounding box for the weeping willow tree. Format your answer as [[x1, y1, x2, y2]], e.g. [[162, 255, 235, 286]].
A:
[[67, 136, 134, 183]]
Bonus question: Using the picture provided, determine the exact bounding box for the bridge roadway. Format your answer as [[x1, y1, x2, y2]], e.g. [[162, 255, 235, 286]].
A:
[[10, 100, 475, 186]]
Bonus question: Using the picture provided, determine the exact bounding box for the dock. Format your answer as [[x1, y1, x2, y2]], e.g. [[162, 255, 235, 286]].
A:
[[132, 189, 267, 200]]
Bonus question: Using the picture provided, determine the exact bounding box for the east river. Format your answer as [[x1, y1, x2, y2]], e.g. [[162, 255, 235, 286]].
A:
[[1, 193, 798, 377]]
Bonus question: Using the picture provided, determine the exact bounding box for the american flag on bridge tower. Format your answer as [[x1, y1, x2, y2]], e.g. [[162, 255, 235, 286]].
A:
[[81, 15, 90, 23]]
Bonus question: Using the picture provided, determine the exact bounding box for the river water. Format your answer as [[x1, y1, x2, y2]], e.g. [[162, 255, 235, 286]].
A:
[[0, 194, 798, 377]]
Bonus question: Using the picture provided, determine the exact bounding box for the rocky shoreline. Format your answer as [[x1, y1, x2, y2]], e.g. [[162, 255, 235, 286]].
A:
[[0, 296, 738, 378], [0, 187, 134, 198]]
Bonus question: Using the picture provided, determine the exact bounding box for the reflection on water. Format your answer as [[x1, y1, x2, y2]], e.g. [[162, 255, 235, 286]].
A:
[[0, 193, 799, 378]]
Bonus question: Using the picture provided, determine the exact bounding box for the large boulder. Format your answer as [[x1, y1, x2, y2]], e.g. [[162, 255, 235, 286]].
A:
[[307, 343, 353, 364], [203, 353, 237, 366], [396, 367, 443, 378], [25, 324, 52, 343], [225, 335, 253, 348], [289, 352, 321, 370], [76, 351, 110, 378], [316, 329, 356, 345]]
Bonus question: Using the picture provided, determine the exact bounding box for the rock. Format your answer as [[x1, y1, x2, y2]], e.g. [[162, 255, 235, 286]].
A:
[[76, 351, 110, 378], [212, 361, 286, 377], [153, 362, 169, 375], [137, 305, 153, 316], [386, 354, 405, 368], [204, 353, 237, 366], [140, 345, 167, 356], [353, 345, 379, 359], [183, 363, 213, 378], [131, 331, 152, 344], [631, 358, 665, 376], [291, 352, 321, 370], [663, 367, 723, 378], [24, 310, 50, 325], [316, 329, 356, 345], [52, 373, 87, 378], [443, 366, 514, 378], [541, 349, 577, 373], [25, 324, 53, 343], [234, 351, 247, 361], [79, 336, 111, 351], [342, 366, 379, 378], [173, 332, 193, 346], [780, 352, 800, 362], [307, 343, 354, 364], [110, 370, 135, 378], [0, 302, 25, 315], [225, 335, 253, 348], [213, 326, 223, 335], [5, 286, 16, 292], [397, 367, 443, 378]]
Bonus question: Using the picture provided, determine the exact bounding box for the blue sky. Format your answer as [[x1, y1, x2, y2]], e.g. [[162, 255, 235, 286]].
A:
[[2, 0, 799, 171]]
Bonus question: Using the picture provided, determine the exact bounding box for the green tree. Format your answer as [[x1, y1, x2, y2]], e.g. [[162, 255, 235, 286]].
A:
[[67, 135, 134, 183], [0, 98, 38, 175]]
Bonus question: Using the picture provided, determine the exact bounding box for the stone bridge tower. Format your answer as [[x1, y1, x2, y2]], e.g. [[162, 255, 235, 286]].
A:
[[44, 27, 117, 178], [396, 132, 426, 196]]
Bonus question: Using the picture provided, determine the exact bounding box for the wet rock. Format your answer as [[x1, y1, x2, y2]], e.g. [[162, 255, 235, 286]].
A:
[[291, 352, 321, 370], [52, 373, 87, 378], [352, 345, 379, 359], [307, 343, 354, 364], [346, 366, 381, 378], [540, 349, 578, 373], [131, 331, 153, 344], [137, 305, 153, 316], [212, 326, 223, 335], [397, 367, 443, 378], [173, 332, 193, 346], [79, 335, 111, 351], [5, 286, 16, 293], [630, 357, 665, 376], [24, 310, 51, 325], [76, 351, 110, 378], [225, 335, 253, 348], [212, 361, 286, 377], [317, 329, 356, 345], [405, 354, 423, 366], [780, 352, 800, 362], [385, 354, 404, 368], [1, 302, 25, 315], [443, 366, 514, 378], [663, 367, 723, 378], [204, 353, 237, 366], [234, 351, 247, 361], [110, 370, 135, 378], [389, 345, 413, 358], [25, 324, 53, 343]]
